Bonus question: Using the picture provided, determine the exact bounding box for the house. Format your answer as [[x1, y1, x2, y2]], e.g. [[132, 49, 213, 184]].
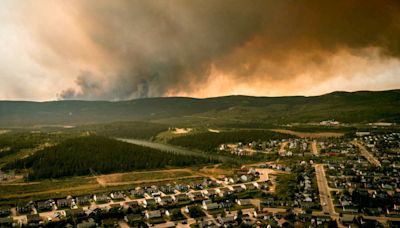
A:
[[16, 203, 32, 214], [261, 198, 275, 206], [57, 198, 72, 209], [69, 208, 86, 218], [109, 203, 122, 211], [160, 185, 175, 194], [131, 188, 145, 198], [219, 187, 233, 197], [218, 216, 236, 226], [190, 191, 205, 201], [202, 200, 219, 210], [93, 193, 109, 203], [0, 217, 13, 227], [342, 206, 358, 213], [126, 201, 139, 207], [37, 200, 54, 211], [102, 218, 119, 227], [257, 181, 269, 190], [190, 182, 205, 190], [110, 192, 125, 201], [27, 214, 42, 224], [253, 211, 273, 220], [237, 199, 252, 206], [244, 183, 256, 190], [145, 186, 159, 194], [203, 189, 218, 197], [198, 219, 218, 228], [151, 191, 162, 198], [175, 193, 190, 202], [340, 215, 355, 226], [315, 216, 331, 225], [143, 198, 156, 207], [232, 185, 244, 193], [76, 195, 91, 205], [145, 210, 161, 219], [0, 207, 11, 217], [77, 218, 96, 228], [126, 201, 141, 214], [157, 196, 174, 205], [125, 214, 142, 225]]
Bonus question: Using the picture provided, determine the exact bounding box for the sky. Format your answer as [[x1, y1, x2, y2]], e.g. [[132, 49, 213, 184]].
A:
[[0, 0, 400, 101]]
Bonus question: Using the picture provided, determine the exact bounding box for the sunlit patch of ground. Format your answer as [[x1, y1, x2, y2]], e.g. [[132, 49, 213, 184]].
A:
[[271, 129, 344, 138], [173, 128, 192, 134], [0, 169, 203, 205], [199, 164, 233, 179], [208, 128, 220, 133]]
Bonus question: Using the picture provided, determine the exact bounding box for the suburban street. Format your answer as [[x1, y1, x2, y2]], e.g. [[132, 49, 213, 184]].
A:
[[352, 141, 381, 167], [311, 140, 319, 156], [314, 164, 337, 217]]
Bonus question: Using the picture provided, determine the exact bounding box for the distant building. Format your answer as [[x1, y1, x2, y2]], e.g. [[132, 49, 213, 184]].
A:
[[356, 132, 370, 137], [320, 120, 340, 126]]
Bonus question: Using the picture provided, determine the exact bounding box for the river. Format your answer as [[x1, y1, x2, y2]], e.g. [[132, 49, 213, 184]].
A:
[[116, 138, 231, 162]]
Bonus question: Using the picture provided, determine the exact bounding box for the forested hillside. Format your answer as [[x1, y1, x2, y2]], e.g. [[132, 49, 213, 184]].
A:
[[0, 90, 399, 127], [74, 121, 168, 139], [5, 136, 217, 180], [168, 130, 294, 151], [0, 132, 51, 159]]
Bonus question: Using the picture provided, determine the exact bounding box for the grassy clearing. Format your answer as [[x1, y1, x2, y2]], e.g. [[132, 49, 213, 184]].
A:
[[0, 169, 201, 206], [96, 169, 195, 184]]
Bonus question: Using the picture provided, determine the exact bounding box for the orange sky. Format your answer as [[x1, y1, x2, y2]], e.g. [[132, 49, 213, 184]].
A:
[[0, 0, 400, 101]]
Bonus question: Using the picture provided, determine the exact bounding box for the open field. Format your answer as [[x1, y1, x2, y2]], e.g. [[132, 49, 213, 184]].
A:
[[271, 129, 344, 138], [199, 164, 233, 179], [95, 168, 197, 186], [0, 169, 202, 205]]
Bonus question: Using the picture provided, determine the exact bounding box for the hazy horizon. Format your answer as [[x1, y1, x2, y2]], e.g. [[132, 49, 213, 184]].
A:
[[0, 88, 398, 102]]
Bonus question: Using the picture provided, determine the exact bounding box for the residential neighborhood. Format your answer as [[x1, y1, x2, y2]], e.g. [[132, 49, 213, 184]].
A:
[[1, 131, 400, 227]]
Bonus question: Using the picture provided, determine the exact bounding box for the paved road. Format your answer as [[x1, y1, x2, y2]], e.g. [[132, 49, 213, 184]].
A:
[[352, 141, 381, 167], [314, 164, 337, 217], [311, 140, 319, 156], [278, 142, 288, 155]]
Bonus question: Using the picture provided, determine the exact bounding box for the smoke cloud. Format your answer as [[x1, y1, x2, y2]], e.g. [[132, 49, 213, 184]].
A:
[[1, 0, 400, 100]]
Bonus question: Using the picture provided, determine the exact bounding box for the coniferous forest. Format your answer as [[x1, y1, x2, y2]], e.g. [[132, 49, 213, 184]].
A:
[[6, 136, 217, 180]]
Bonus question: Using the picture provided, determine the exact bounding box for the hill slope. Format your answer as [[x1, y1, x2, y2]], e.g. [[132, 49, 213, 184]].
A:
[[0, 90, 399, 127]]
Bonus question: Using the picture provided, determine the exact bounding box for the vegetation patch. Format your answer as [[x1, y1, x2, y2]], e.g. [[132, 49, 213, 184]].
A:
[[4, 136, 218, 180]]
